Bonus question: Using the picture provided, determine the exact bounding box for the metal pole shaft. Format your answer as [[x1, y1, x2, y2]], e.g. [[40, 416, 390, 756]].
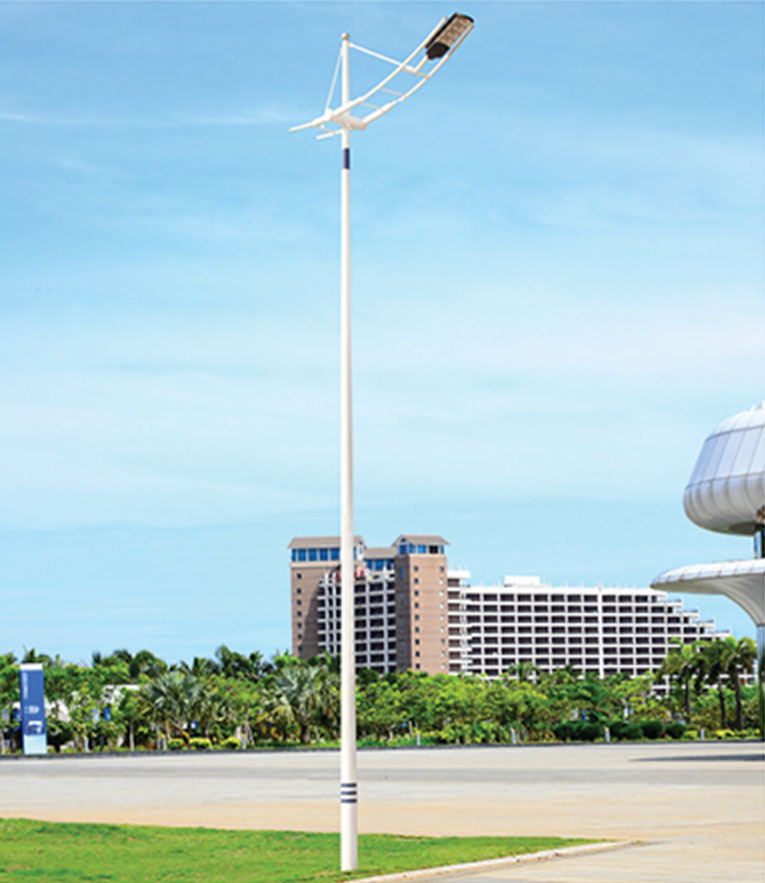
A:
[[757, 624, 764, 741], [339, 31, 358, 873]]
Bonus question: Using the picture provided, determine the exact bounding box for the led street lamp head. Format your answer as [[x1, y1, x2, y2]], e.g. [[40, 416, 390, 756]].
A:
[[425, 13, 475, 59], [290, 13, 474, 139]]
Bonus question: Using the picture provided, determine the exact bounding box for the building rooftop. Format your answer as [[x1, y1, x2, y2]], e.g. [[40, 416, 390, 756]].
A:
[[365, 546, 396, 558], [288, 535, 364, 549]]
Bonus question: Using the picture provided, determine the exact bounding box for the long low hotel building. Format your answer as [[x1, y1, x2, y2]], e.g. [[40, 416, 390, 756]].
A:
[[289, 534, 730, 682]]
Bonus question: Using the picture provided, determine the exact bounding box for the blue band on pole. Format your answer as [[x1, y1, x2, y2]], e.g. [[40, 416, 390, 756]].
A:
[[340, 781, 357, 802], [343, 148, 350, 170]]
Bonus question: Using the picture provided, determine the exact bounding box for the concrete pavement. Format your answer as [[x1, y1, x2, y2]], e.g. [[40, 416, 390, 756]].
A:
[[0, 741, 762, 881]]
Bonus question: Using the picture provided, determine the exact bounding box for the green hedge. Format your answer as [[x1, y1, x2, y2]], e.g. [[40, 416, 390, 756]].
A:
[[552, 721, 601, 742]]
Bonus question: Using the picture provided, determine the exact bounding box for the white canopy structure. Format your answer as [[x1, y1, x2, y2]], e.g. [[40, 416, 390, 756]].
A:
[[652, 559, 765, 626], [683, 402, 765, 535], [651, 401, 765, 734]]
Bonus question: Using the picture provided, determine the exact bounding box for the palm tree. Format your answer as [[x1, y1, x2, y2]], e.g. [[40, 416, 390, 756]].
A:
[[722, 636, 757, 730], [214, 645, 270, 681], [506, 661, 539, 683], [21, 648, 52, 665], [696, 639, 735, 729], [658, 639, 703, 722], [262, 660, 338, 744], [115, 686, 149, 751], [128, 650, 168, 681], [144, 672, 204, 741], [178, 657, 218, 679]]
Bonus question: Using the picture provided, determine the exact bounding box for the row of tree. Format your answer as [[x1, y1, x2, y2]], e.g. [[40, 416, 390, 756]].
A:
[[657, 634, 758, 730], [0, 636, 760, 752]]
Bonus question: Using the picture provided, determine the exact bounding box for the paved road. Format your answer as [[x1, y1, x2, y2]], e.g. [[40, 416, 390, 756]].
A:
[[0, 742, 762, 881]]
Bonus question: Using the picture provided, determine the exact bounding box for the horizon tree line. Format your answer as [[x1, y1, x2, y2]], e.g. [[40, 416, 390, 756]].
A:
[[0, 636, 759, 752]]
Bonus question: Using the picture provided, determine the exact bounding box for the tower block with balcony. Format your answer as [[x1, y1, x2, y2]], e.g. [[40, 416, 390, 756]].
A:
[[289, 534, 449, 674]]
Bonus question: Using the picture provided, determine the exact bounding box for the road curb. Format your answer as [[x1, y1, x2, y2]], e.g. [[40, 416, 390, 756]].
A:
[[347, 839, 642, 882], [0, 739, 758, 761]]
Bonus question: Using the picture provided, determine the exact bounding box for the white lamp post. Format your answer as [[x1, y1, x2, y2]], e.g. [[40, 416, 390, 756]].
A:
[[291, 14, 474, 872]]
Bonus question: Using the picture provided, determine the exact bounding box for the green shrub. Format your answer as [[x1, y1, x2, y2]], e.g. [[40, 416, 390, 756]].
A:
[[167, 738, 185, 751], [713, 729, 736, 740], [665, 722, 686, 739], [434, 723, 469, 744], [220, 737, 241, 751], [575, 722, 600, 742], [552, 722, 573, 742], [639, 721, 665, 740], [609, 721, 628, 741], [610, 721, 642, 741], [189, 737, 212, 751], [552, 721, 599, 742]]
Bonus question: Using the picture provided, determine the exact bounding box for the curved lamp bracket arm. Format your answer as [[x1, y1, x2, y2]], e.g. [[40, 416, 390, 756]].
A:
[[290, 14, 474, 139]]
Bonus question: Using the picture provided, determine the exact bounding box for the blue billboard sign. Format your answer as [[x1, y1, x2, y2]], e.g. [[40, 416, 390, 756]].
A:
[[19, 663, 47, 755]]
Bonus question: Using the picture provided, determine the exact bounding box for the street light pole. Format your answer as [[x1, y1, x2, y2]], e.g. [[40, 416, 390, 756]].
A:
[[338, 32, 358, 873], [291, 15, 474, 872]]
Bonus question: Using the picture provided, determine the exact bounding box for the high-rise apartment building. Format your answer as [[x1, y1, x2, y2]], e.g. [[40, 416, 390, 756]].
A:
[[289, 534, 731, 682], [289, 535, 449, 673], [446, 573, 728, 687]]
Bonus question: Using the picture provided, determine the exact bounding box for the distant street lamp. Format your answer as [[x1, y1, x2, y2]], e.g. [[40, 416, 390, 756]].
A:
[[290, 14, 473, 872]]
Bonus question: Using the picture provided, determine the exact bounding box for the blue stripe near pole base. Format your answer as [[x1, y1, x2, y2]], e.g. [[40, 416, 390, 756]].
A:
[[343, 148, 350, 170], [340, 781, 358, 802]]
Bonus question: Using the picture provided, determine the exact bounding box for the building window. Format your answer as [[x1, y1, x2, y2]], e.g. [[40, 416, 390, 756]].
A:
[[414, 578, 419, 585]]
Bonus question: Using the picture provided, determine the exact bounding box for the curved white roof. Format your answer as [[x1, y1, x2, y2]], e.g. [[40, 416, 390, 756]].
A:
[[651, 558, 765, 624], [683, 402, 765, 535]]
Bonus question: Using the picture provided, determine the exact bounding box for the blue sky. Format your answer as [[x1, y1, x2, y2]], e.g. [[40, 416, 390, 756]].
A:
[[1, 2, 762, 662]]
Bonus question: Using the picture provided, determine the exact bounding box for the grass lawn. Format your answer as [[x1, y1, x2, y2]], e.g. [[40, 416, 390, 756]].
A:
[[0, 819, 595, 881]]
